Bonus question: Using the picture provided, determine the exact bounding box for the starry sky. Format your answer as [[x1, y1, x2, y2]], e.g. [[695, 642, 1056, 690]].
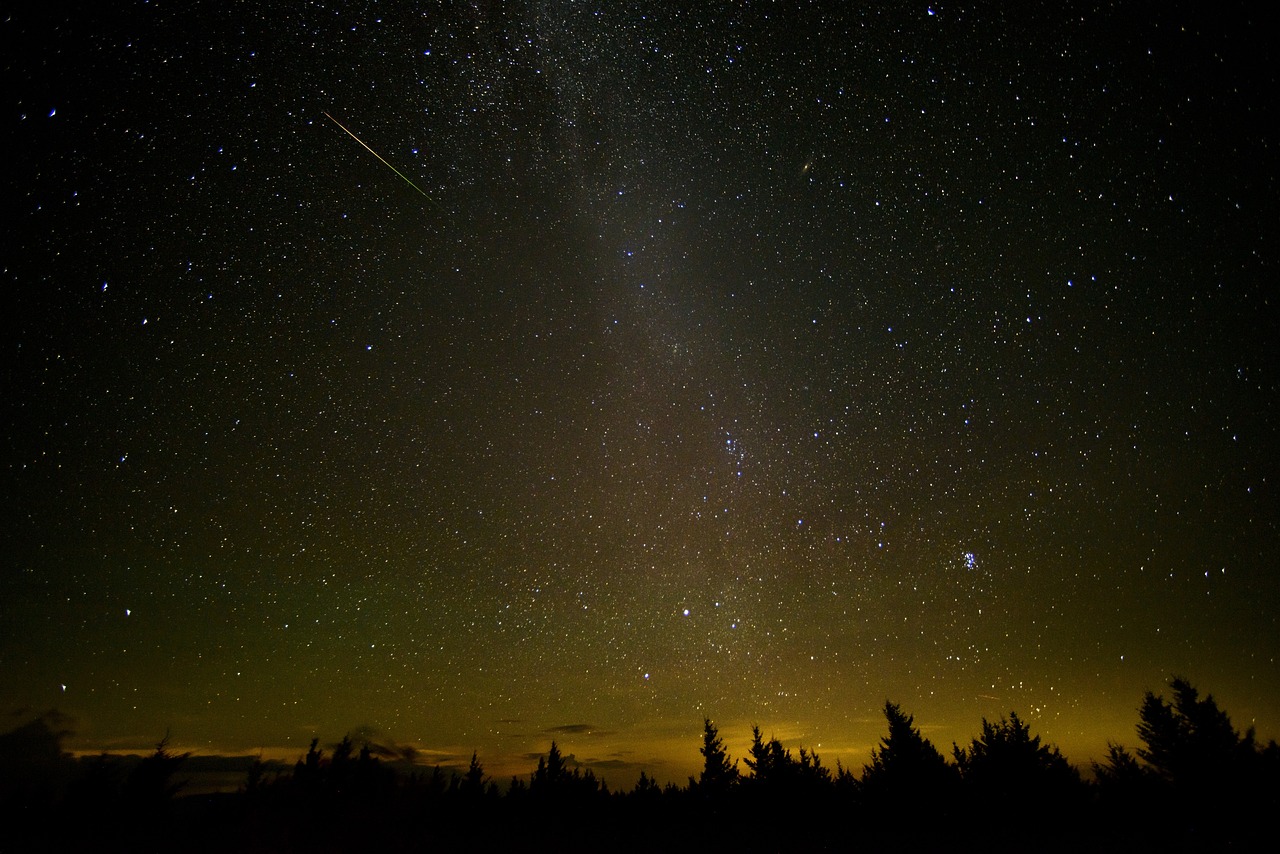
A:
[[4, 1, 1278, 785]]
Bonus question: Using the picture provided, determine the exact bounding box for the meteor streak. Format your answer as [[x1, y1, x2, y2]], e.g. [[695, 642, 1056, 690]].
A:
[[323, 111, 436, 204]]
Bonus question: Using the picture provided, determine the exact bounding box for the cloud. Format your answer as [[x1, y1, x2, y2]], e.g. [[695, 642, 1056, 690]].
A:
[[542, 723, 615, 737], [340, 724, 464, 766], [575, 753, 671, 785], [580, 757, 638, 772]]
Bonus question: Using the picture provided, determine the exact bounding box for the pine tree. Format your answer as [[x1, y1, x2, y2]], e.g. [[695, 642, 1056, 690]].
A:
[[695, 718, 739, 795], [953, 712, 1079, 801], [1137, 677, 1245, 787], [743, 726, 772, 782], [532, 741, 569, 792], [122, 733, 190, 812], [861, 701, 955, 813], [634, 770, 661, 798], [462, 751, 485, 795]]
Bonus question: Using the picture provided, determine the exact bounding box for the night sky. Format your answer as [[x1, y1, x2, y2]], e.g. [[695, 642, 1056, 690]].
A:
[[4, 2, 1277, 785]]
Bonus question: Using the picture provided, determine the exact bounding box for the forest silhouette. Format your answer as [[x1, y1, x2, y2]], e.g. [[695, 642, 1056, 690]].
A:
[[2, 678, 1276, 852]]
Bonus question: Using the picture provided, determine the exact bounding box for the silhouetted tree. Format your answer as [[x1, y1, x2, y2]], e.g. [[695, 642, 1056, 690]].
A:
[[243, 752, 268, 797], [690, 718, 738, 796], [532, 740, 569, 791], [294, 737, 323, 789], [507, 774, 527, 798], [743, 726, 786, 786], [954, 711, 1081, 818], [1092, 741, 1162, 822], [633, 770, 661, 799], [1092, 742, 1146, 787], [10, 685, 1272, 853], [332, 734, 355, 764], [582, 767, 606, 796], [528, 740, 607, 805], [861, 700, 957, 814], [1126, 676, 1279, 844], [352, 740, 393, 804], [834, 759, 858, 796], [796, 746, 832, 789], [1136, 676, 1248, 788], [426, 764, 448, 797], [461, 751, 486, 796], [741, 726, 832, 803], [329, 734, 356, 796], [122, 733, 190, 811]]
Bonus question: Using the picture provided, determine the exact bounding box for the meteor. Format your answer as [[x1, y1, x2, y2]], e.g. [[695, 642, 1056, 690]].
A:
[[323, 111, 437, 205]]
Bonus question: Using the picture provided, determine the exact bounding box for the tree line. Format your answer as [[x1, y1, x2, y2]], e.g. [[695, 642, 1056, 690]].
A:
[[2, 677, 1276, 851]]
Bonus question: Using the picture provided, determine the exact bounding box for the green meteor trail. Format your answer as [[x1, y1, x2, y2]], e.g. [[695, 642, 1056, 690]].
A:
[[323, 111, 437, 204]]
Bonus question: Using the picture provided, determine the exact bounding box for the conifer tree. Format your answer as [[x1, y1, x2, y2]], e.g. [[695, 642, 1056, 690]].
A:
[[695, 718, 738, 795], [462, 751, 485, 795], [953, 711, 1079, 804], [861, 701, 955, 812], [1137, 677, 1247, 787]]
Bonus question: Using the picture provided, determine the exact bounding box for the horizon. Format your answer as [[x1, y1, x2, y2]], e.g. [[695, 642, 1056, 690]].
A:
[[17, 671, 1277, 793]]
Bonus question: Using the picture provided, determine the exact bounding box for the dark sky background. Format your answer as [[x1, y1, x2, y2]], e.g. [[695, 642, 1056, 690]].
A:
[[3, 1, 1277, 785]]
